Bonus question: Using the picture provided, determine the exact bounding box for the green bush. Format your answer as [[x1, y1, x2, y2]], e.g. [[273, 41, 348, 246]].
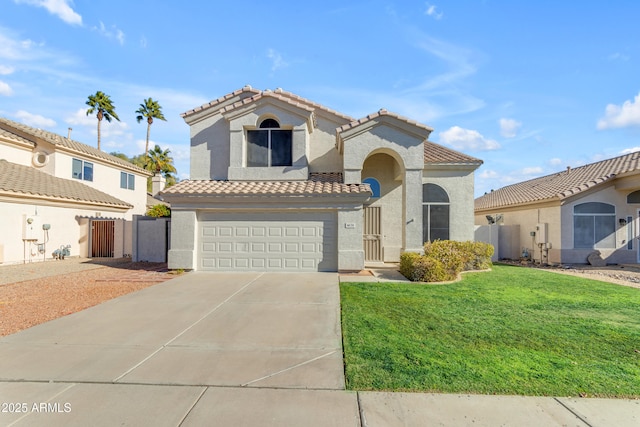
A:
[[146, 204, 171, 217], [400, 240, 494, 282]]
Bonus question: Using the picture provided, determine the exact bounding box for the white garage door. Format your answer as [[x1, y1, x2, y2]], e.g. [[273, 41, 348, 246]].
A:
[[198, 211, 337, 271]]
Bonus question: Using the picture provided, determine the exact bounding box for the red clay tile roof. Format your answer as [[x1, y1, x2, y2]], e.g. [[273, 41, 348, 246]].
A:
[[0, 117, 151, 176], [181, 85, 354, 123], [424, 140, 483, 165], [337, 109, 434, 135], [0, 159, 132, 208], [161, 178, 370, 197], [475, 151, 640, 211]]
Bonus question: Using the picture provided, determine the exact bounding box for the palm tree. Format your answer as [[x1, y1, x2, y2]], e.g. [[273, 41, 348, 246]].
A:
[[135, 98, 166, 156], [146, 144, 177, 177], [85, 91, 120, 151]]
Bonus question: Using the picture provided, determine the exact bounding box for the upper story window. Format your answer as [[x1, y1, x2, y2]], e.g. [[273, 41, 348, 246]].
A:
[[72, 158, 93, 182], [573, 202, 615, 249], [247, 118, 292, 167], [120, 171, 135, 190]]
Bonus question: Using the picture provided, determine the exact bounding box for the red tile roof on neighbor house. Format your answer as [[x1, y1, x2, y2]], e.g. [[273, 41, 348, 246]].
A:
[[0, 117, 151, 176], [161, 173, 371, 197], [0, 159, 132, 208], [475, 151, 640, 211]]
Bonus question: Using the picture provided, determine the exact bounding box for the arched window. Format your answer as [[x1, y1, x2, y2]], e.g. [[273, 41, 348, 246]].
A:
[[247, 118, 292, 167], [362, 177, 381, 198], [423, 183, 449, 242], [627, 190, 640, 203], [573, 202, 615, 248]]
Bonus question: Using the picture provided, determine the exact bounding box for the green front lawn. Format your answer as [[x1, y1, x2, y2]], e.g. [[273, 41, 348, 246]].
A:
[[340, 264, 640, 397]]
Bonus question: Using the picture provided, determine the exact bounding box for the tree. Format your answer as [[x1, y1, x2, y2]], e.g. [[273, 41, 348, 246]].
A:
[[135, 98, 166, 156], [85, 91, 120, 151], [145, 145, 177, 176]]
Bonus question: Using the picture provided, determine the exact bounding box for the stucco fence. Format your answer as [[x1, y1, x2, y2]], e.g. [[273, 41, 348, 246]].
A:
[[132, 216, 171, 263]]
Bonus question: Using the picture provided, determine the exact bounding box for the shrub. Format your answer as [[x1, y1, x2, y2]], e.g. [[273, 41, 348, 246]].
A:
[[400, 240, 494, 282], [146, 204, 171, 217]]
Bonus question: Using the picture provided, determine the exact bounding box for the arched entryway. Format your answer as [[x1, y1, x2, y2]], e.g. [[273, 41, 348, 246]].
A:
[[361, 151, 405, 262]]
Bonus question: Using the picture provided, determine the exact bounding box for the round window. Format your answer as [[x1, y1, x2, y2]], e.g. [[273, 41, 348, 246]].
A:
[[32, 151, 49, 167]]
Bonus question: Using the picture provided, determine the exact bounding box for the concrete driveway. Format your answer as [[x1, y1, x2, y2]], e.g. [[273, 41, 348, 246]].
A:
[[2, 271, 639, 427], [0, 272, 360, 426]]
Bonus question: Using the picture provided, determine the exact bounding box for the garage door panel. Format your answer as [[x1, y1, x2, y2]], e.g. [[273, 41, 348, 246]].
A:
[[198, 211, 337, 271]]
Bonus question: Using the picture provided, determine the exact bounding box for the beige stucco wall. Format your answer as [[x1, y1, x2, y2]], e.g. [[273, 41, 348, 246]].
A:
[[0, 140, 32, 165], [424, 165, 477, 242], [187, 96, 347, 181], [53, 151, 148, 218], [0, 200, 128, 265]]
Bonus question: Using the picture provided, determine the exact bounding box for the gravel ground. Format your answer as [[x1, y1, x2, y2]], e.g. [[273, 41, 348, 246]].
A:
[[0, 258, 175, 337], [501, 261, 640, 289]]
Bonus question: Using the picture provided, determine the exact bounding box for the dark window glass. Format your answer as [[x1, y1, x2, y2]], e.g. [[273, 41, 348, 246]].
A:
[[430, 205, 450, 240], [128, 174, 135, 190], [247, 121, 292, 167], [120, 172, 127, 189], [627, 190, 640, 203], [270, 130, 292, 166], [72, 158, 83, 179], [423, 183, 450, 242], [247, 130, 269, 167], [574, 202, 614, 214], [259, 118, 280, 128], [573, 202, 615, 248], [423, 183, 449, 203], [83, 162, 93, 182]]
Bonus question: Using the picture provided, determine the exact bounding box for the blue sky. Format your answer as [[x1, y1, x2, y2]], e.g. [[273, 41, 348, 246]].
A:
[[1, 1, 639, 197]]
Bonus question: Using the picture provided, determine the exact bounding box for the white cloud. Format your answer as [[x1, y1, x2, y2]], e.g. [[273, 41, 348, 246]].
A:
[[140, 36, 147, 48], [521, 166, 543, 175], [266, 48, 288, 72], [0, 80, 12, 96], [425, 3, 443, 20], [608, 52, 630, 61], [15, 110, 56, 128], [620, 146, 640, 155], [14, 0, 82, 26], [92, 22, 126, 45], [0, 65, 14, 75], [478, 169, 498, 179], [549, 157, 562, 166], [499, 118, 522, 138], [597, 93, 640, 129], [66, 108, 96, 127], [438, 126, 500, 151]]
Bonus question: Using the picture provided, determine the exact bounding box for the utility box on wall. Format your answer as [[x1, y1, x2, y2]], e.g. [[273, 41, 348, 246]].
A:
[[23, 214, 42, 241], [535, 223, 548, 245]]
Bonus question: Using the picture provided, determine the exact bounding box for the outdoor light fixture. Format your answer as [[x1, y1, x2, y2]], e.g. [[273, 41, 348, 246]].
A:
[[619, 218, 627, 226]]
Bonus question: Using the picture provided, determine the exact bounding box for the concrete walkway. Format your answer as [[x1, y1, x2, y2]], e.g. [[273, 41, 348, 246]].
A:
[[1, 272, 638, 426]]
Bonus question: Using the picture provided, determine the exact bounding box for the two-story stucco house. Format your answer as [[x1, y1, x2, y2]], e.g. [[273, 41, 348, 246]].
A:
[[162, 86, 482, 272], [0, 117, 152, 264]]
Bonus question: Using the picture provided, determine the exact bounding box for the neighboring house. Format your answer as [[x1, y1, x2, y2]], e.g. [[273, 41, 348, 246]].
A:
[[162, 86, 482, 272], [474, 151, 640, 265], [0, 117, 152, 264]]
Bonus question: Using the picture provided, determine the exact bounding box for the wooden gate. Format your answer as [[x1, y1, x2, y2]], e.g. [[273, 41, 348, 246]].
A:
[[363, 206, 382, 262], [91, 219, 114, 257]]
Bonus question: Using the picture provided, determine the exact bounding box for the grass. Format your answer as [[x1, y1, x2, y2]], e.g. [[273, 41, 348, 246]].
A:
[[340, 264, 640, 397]]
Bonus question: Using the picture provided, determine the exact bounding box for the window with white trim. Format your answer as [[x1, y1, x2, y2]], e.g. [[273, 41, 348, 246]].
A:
[[423, 183, 450, 242], [247, 118, 292, 167], [573, 202, 615, 249], [72, 158, 93, 181], [120, 172, 135, 190]]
